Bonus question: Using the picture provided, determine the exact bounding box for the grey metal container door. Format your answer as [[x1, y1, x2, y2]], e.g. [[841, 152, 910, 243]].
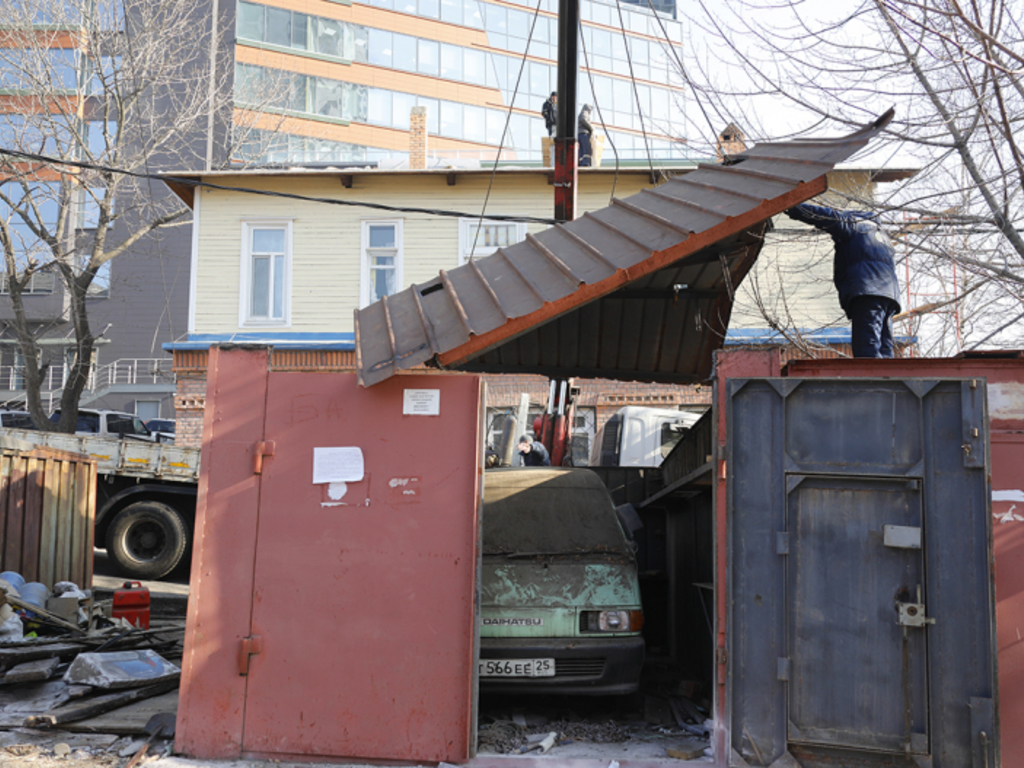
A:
[[787, 476, 927, 754], [727, 378, 997, 768]]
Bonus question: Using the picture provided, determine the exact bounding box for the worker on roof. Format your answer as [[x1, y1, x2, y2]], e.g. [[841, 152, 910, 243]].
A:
[[542, 91, 557, 137], [578, 105, 594, 167], [786, 202, 902, 358], [518, 435, 551, 466]]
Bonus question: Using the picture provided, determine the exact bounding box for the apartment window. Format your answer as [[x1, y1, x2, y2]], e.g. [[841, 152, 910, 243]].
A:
[[459, 218, 526, 264], [241, 222, 291, 325], [361, 220, 402, 307]]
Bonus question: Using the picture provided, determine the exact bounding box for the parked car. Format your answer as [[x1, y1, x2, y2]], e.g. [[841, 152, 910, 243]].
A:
[[479, 467, 644, 694], [0, 410, 36, 430], [50, 409, 155, 441], [146, 419, 176, 443], [591, 406, 704, 467]]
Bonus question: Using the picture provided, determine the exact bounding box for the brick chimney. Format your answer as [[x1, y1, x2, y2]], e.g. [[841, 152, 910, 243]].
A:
[[716, 122, 746, 161], [410, 106, 427, 170]]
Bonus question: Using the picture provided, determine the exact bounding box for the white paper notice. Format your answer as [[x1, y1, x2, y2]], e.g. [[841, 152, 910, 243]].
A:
[[313, 447, 365, 484], [403, 388, 441, 416]]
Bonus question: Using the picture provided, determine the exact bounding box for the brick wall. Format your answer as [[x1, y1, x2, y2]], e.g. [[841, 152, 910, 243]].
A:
[[173, 372, 207, 448], [410, 106, 427, 170]]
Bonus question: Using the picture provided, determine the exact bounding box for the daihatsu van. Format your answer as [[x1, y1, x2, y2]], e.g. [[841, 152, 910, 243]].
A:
[[479, 467, 644, 695]]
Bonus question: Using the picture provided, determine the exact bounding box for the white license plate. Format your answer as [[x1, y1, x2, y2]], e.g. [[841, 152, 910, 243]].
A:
[[478, 658, 555, 678]]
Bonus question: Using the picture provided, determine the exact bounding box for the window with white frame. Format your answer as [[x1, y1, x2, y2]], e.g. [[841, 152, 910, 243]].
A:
[[241, 221, 291, 325], [459, 217, 527, 264], [361, 220, 402, 306]]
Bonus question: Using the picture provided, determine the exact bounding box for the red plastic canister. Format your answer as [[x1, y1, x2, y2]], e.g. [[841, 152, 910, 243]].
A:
[[112, 581, 150, 629]]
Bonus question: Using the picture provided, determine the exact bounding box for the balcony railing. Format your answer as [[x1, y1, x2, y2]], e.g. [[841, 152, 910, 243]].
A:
[[0, 358, 175, 410]]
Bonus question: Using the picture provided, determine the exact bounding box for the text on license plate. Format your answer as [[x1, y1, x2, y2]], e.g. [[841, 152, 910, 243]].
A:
[[479, 658, 555, 677]]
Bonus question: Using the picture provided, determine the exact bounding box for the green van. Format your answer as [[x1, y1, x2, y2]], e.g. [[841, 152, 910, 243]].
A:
[[479, 468, 645, 695]]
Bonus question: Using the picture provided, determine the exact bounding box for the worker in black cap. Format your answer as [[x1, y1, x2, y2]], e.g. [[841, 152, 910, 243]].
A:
[[542, 92, 557, 137], [786, 202, 902, 358], [518, 436, 551, 466]]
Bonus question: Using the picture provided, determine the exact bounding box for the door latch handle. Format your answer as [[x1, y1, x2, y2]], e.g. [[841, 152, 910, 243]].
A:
[[253, 441, 276, 475], [897, 602, 936, 627], [239, 635, 263, 675]]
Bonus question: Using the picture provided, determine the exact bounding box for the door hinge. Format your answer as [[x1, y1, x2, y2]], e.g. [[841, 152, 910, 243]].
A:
[[776, 532, 789, 555], [253, 440, 276, 475], [717, 648, 728, 665], [238, 635, 263, 676]]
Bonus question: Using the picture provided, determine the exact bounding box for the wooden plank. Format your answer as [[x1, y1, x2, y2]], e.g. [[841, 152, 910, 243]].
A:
[[5, 457, 26, 573], [56, 460, 73, 585], [2, 656, 60, 684], [84, 465, 96, 587], [72, 462, 91, 586], [0, 456, 10, 571], [21, 457, 44, 582], [0, 642, 86, 668], [62, 690, 179, 735], [25, 678, 179, 728], [38, 459, 62, 588]]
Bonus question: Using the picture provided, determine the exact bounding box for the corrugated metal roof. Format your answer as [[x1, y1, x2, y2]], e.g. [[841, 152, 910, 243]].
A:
[[355, 110, 895, 387]]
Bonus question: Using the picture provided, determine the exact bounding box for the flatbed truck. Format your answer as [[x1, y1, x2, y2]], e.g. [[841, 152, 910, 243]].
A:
[[0, 428, 199, 580]]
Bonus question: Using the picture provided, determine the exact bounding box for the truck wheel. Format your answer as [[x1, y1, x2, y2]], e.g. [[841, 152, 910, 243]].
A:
[[105, 501, 188, 580]]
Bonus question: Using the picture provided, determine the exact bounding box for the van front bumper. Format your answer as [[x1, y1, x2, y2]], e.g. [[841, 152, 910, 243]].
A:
[[479, 636, 644, 695]]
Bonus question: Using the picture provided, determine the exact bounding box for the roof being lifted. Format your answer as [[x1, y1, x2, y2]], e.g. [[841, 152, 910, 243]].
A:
[[355, 110, 895, 387]]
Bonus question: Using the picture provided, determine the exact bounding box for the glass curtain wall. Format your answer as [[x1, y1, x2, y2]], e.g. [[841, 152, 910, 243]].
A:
[[234, 0, 687, 163]]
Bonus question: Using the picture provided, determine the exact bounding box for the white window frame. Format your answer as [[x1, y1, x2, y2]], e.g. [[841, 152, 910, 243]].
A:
[[458, 217, 527, 264], [240, 220, 292, 327], [360, 219, 403, 307]]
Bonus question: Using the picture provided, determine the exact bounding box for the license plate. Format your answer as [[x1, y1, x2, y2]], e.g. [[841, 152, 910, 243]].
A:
[[478, 658, 555, 677]]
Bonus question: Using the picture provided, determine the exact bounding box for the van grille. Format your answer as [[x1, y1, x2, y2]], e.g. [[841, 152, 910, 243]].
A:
[[555, 658, 605, 677]]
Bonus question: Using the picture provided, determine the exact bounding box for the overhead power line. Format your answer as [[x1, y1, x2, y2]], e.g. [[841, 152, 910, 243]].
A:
[[0, 147, 562, 226]]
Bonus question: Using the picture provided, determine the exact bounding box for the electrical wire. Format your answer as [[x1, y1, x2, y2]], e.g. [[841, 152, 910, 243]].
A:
[[471, 0, 546, 259], [577, 20, 621, 202], [0, 147, 561, 225], [644, 0, 721, 155], [613, 0, 656, 181]]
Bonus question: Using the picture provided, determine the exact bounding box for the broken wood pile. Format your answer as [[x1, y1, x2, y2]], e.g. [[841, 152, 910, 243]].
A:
[[0, 625, 184, 729]]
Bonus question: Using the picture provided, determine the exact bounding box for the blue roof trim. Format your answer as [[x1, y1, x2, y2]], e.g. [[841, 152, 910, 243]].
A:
[[725, 328, 915, 345], [163, 332, 356, 351]]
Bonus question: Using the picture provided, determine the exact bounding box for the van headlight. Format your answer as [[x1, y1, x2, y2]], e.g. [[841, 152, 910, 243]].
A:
[[580, 609, 644, 633]]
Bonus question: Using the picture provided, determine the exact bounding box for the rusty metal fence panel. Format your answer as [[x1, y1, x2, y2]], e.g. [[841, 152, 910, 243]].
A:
[[0, 448, 97, 588], [727, 378, 997, 768]]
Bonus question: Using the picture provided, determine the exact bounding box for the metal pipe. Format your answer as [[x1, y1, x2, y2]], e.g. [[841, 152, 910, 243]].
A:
[[553, 0, 578, 221]]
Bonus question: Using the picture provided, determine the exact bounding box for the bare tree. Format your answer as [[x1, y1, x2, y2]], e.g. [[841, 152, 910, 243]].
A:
[[0, 0, 235, 431], [678, 0, 1024, 354]]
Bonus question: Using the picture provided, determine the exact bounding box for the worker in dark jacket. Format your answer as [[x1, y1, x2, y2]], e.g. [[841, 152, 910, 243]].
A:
[[518, 435, 551, 466], [578, 104, 594, 167], [786, 202, 902, 358], [542, 92, 557, 137]]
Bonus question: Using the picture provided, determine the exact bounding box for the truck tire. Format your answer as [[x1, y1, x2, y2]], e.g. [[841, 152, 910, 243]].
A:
[[105, 501, 189, 580]]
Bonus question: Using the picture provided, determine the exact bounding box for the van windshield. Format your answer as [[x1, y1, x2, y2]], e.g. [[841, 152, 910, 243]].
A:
[[482, 470, 631, 557]]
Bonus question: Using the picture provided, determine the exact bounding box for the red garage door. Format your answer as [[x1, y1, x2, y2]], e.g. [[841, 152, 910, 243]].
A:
[[177, 347, 483, 763]]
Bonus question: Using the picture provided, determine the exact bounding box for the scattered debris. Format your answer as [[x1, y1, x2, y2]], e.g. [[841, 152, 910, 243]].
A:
[[64, 650, 179, 690], [477, 719, 525, 753], [2, 657, 61, 685], [667, 741, 707, 760], [53, 742, 71, 757]]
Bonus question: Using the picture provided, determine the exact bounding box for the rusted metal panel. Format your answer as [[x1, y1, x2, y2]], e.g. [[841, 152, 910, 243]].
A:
[[355, 111, 894, 387], [786, 352, 1024, 765], [0, 448, 97, 587], [727, 376, 996, 767], [177, 347, 483, 763], [176, 346, 271, 758]]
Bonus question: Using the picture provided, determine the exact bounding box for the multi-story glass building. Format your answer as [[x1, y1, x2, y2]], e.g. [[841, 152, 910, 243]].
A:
[[231, 0, 687, 165]]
